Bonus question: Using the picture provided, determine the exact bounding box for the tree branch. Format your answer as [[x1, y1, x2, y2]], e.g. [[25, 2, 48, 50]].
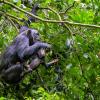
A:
[[60, 1, 76, 14], [1, 0, 100, 29], [0, 11, 23, 22], [6, 16, 19, 32]]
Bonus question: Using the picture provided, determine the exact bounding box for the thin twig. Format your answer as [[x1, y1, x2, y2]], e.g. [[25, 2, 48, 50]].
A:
[[0, 11, 19, 32], [60, 1, 76, 14], [36, 69, 49, 91], [49, 6, 73, 35], [76, 53, 95, 99], [6, 16, 19, 32]]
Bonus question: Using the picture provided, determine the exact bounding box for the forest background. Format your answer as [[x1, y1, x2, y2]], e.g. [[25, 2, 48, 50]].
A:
[[0, 0, 100, 100]]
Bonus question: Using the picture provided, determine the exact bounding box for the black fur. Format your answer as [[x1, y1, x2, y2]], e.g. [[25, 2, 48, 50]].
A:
[[0, 28, 51, 84]]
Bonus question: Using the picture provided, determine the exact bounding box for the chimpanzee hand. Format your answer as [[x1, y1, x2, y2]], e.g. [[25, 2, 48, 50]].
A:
[[33, 41, 51, 49]]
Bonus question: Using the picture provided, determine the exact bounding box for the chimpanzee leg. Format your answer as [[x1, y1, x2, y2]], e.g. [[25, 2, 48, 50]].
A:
[[1, 64, 23, 84], [29, 57, 41, 70]]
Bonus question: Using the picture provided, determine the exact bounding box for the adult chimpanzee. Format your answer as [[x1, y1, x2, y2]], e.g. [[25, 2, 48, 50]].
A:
[[0, 26, 51, 84], [0, 4, 53, 84]]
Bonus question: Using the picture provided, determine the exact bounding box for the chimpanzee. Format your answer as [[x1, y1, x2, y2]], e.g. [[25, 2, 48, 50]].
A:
[[0, 4, 42, 84], [0, 26, 51, 84], [0, 4, 57, 84]]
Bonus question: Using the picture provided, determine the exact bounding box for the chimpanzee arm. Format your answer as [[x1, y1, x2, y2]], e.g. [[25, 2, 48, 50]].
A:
[[17, 40, 51, 60]]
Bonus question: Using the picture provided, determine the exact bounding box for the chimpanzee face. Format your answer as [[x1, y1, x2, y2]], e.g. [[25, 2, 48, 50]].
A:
[[31, 29, 40, 41], [27, 29, 40, 45], [20, 26, 40, 40]]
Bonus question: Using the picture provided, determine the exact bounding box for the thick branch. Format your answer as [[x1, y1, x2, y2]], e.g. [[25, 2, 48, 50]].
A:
[[1, 0, 100, 29]]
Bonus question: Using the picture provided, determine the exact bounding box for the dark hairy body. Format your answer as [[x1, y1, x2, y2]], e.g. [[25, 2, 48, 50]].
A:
[[0, 27, 51, 84], [0, 4, 53, 84]]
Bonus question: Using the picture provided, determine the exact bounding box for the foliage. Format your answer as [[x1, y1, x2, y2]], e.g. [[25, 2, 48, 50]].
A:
[[0, 0, 100, 100]]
